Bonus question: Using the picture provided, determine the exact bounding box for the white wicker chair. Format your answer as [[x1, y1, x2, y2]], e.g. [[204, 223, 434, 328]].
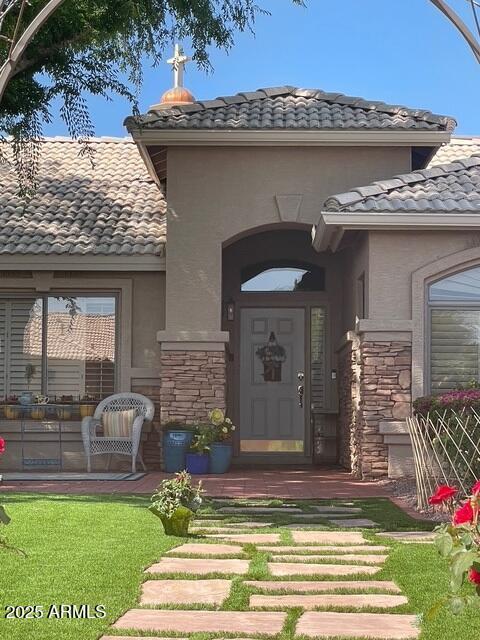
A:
[[81, 393, 155, 473]]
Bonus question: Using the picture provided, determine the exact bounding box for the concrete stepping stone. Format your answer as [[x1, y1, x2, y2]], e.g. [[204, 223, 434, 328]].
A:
[[113, 610, 286, 635], [195, 520, 273, 528], [141, 579, 231, 605], [261, 545, 389, 554], [313, 506, 363, 515], [377, 531, 435, 543], [271, 554, 388, 565], [291, 531, 366, 545], [166, 543, 244, 556], [244, 580, 401, 593], [206, 533, 281, 543], [268, 562, 380, 577], [145, 557, 249, 575], [296, 611, 420, 638], [250, 593, 408, 609], [101, 637, 188, 640], [327, 518, 379, 529], [218, 506, 302, 514]]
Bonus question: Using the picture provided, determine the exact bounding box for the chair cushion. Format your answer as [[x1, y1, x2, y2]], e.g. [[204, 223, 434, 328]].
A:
[[102, 409, 136, 437]]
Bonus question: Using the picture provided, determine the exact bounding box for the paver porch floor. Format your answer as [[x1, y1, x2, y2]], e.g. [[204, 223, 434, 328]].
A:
[[0, 467, 388, 498]]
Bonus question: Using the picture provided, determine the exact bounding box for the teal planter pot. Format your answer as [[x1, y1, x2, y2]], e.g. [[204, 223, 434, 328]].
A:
[[185, 452, 209, 475], [209, 442, 233, 474]]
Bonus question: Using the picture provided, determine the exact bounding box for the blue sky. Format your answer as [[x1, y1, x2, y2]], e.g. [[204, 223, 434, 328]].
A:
[[45, 0, 480, 137]]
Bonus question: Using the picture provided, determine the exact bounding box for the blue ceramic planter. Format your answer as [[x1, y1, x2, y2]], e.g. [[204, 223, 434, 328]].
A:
[[209, 442, 233, 474], [185, 452, 209, 475]]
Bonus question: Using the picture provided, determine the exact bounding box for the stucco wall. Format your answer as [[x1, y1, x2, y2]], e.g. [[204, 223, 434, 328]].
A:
[[341, 234, 369, 334], [165, 145, 411, 332]]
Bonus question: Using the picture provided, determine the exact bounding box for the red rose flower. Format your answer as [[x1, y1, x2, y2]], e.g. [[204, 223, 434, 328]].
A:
[[472, 480, 480, 495], [453, 501, 474, 525], [428, 485, 457, 505], [468, 568, 480, 585], [0, 437, 5, 454]]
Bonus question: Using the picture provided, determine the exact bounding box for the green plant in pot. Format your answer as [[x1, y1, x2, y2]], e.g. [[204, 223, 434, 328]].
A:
[[185, 425, 213, 475], [209, 408, 235, 474], [149, 471, 203, 536]]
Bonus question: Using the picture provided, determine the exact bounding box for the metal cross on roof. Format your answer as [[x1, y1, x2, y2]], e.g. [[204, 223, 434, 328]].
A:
[[167, 44, 191, 89]]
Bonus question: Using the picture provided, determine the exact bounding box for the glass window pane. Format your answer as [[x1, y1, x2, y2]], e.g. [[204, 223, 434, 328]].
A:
[[9, 298, 43, 399], [46, 296, 116, 401], [430, 267, 480, 301], [430, 308, 480, 393], [241, 267, 324, 292]]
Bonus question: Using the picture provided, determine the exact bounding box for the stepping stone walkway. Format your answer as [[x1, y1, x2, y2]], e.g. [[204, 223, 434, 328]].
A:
[[313, 505, 363, 515], [244, 580, 402, 593], [291, 531, 367, 544], [107, 509, 422, 640], [146, 557, 249, 575], [261, 545, 389, 554], [269, 562, 381, 576], [141, 579, 231, 605], [271, 553, 388, 564], [296, 611, 419, 639], [218, 506, 303, 514], [166, 543, 245, 556], [206, 533, 281, 543], [377, 531, 435, 543], [327, 518, 379, 528], [113, 610, 286, 635], [250, 593, 408, 609]]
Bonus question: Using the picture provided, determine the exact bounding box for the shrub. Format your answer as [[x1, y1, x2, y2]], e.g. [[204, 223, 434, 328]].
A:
[[149, 471, 203, 520]]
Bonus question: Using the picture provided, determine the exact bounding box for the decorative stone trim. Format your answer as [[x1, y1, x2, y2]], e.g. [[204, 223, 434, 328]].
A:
[[160, 349, 226, 424]]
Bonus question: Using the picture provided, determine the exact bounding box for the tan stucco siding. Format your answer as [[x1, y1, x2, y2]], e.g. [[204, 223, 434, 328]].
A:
[[166, 146, 411, 332], [131, 271, 165, 368], [341, 233, 369, 334], [368, 231, 477, 321]]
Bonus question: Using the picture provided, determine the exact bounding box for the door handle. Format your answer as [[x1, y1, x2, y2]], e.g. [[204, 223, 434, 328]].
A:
[[297, 384, 304, 408]]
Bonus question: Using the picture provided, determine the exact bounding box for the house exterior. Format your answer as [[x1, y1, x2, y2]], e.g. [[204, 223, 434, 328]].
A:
[[1, 80, 479, 479]]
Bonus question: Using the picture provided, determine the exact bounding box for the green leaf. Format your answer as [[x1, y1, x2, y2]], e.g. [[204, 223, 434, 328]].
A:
[[0, 505, 10, 525], [435, 532, 454, 557], [450, 550, 477, 592]]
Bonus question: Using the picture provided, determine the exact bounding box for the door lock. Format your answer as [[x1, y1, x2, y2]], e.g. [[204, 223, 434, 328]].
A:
[[297, 371, 304, 381], [297, 384, 304, 408]]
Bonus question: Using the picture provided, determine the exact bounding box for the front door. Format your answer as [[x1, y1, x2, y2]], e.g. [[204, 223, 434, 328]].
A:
[[239, 308, 305, 456]]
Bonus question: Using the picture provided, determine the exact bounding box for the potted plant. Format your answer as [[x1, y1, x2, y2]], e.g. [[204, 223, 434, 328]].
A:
[[185, 425, 212, 475], [19, 364, 36, 408], [30, 395, 48, 420], [208, 408, 236, 474], [56, 396, 74, 420], [149, 470, 203, 536]]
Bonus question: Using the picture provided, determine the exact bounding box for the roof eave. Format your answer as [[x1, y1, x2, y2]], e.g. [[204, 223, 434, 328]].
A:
[[127, 128, 451, 147], [313, 211, 480, 252]]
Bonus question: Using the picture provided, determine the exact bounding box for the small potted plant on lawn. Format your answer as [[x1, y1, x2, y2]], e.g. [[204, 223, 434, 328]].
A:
[[185, 425, 212, 475], [149, 470, 203, 536], [208, 408, 235, 474]]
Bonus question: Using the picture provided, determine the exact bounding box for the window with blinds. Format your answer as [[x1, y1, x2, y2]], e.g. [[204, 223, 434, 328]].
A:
[[0, 295, 116, 401], [429, 266, 480, 393]]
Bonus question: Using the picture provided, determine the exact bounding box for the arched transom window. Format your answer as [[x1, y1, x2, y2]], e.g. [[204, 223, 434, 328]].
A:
[[241, 261, 325, 292], [429, 266, 480, 393]]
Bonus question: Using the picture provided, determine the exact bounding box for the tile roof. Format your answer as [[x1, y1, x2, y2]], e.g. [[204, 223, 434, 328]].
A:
[[126, 86, 455, 132], [0, 138, 166, 256], [429, 136, 480, 166], [324, 156, 480, 213]]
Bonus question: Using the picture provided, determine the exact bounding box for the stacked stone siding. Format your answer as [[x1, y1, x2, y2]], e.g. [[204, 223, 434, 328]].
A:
[[160, 350, 226, 424], [360, 340, 412, 479], [337, 336, 412, 480]]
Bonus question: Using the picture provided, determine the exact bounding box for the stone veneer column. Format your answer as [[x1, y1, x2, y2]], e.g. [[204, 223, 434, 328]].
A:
[[360, 341, 411, 479], [337, 334, 412, 480], [160, 349, 226, 424]]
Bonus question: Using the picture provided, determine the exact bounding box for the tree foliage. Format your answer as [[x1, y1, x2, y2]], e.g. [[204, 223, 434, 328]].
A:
[[0, 0, 303, 190]]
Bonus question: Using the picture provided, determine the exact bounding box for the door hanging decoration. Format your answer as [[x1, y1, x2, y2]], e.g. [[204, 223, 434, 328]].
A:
[[256, 331, 287, 382]]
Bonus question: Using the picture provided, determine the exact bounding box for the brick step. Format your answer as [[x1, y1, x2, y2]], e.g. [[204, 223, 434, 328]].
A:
[[113, 609, 286, 635]]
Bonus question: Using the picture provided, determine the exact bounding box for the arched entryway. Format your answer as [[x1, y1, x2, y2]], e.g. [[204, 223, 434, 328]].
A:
[[222, 229, 342, 466]]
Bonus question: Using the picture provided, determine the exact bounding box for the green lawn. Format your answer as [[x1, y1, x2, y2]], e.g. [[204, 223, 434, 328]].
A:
[[0, 493, 479, 640]]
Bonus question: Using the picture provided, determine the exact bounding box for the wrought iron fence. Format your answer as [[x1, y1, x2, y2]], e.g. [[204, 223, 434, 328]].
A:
[[406, 410, 480, 510]]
